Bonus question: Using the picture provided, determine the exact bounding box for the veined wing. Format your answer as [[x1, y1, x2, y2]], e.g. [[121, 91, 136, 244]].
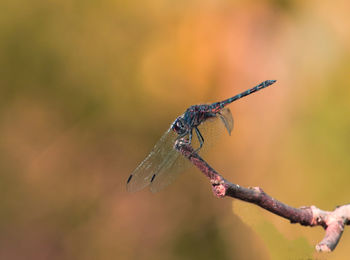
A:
[[127, 108, 233, 193], [217, 107, 234, 135], [127, 127, 189, 193], [190, 107, 234, 153], [152, 109, 233, 192]]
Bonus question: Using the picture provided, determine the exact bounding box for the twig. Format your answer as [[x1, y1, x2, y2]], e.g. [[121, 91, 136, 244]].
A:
[[174, 139, 350, 252]]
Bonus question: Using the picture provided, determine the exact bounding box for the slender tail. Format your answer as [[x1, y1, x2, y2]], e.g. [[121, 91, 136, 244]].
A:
[[211, 80, 276, 112]]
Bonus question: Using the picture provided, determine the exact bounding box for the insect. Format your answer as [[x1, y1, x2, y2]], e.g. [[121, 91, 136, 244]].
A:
[[127, 80, 276, 192]]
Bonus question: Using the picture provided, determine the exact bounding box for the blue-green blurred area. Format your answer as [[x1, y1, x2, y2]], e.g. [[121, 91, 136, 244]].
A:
[[1, 0, 350, 259]]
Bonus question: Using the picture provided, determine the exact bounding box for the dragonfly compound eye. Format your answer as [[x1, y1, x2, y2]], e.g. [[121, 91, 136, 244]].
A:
[[172, 118, 186, 135]]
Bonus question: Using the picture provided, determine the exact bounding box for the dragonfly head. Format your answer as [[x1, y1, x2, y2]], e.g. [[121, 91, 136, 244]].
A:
[[171, 116, 188, 136]]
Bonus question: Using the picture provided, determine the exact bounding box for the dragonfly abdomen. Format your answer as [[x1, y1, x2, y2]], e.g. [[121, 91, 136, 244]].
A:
[[210, 80, 276, 112]]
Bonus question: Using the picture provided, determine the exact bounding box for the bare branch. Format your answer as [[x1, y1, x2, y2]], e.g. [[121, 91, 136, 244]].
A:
[[175, 139, 350, 252]]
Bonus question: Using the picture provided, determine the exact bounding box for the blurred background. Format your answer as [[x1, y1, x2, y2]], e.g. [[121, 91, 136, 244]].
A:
[[1, 0, 350, 259]]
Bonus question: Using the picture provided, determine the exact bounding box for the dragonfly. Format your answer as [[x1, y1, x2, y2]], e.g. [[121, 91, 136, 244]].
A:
[[127, 80, 276, 193]]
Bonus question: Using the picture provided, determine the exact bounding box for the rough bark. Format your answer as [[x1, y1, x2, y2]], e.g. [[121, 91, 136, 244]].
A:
[[175, 139, 350, 252]]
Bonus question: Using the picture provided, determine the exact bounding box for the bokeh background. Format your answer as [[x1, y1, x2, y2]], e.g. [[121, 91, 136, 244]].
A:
[[1, 0, 350, 259]]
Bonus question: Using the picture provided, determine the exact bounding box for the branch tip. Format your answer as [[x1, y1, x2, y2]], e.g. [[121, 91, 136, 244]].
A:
[[175, 139, 350, 252]]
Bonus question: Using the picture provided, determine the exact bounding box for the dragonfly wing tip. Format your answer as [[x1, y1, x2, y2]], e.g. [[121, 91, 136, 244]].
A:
[[150, 174, 156, 183], [127, 174, 133, 184]]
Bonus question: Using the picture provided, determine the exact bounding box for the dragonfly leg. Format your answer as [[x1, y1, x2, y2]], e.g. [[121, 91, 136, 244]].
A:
[[176, 131, 187, 139], [189, 128, 193, 144], [176, 131, 191, 146], [194, 126, 204, 152]]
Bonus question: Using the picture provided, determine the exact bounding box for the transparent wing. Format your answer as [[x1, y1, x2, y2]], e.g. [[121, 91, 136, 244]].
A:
[[150, 108, 234, 192], [191, 108, 234, 153], [127, 108, 234, 193], [218, 107, 234, 135], [127, 127, 190, 193], [150, 147, 189, 193]]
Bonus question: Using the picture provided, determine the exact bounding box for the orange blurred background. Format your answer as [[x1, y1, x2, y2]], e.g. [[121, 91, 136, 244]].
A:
[[1, 0, 350, 259]]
